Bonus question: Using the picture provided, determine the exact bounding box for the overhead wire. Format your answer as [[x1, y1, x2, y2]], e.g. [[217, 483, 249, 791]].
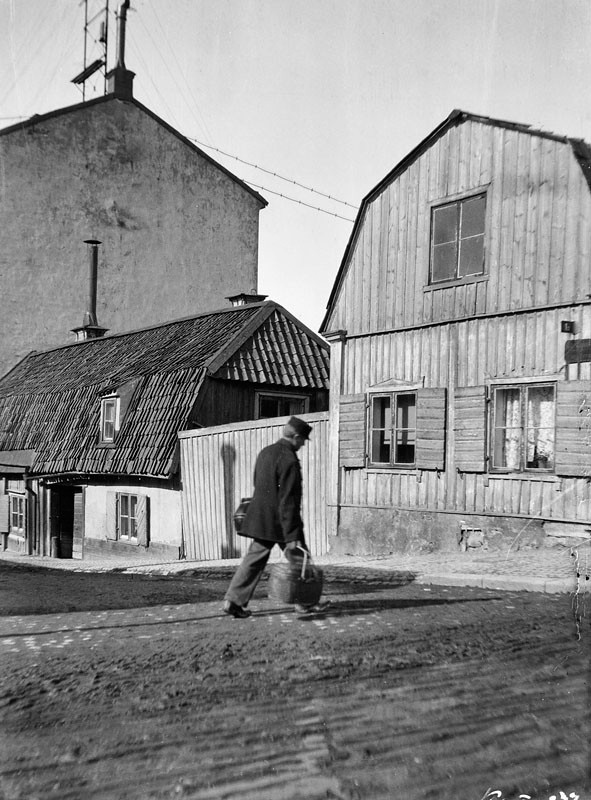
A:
[[131, 3, 212, 142], [190, 137, 357, 209], [126, 23, 181, 129], [146, 0, 213, 143], [24, 10, 81, 112], [0, 3, 69, 108], [131, 5, 354, 220], [4, 4, 356, 224], [244, 182, 355, 222]]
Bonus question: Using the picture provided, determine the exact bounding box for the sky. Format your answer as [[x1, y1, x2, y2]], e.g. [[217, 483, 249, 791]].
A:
[[2, 0, 591, 333]]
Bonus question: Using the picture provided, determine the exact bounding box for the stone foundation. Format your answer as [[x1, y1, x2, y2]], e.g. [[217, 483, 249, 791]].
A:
[[329, 507, 589, 556], [76, 537, 181, 563]]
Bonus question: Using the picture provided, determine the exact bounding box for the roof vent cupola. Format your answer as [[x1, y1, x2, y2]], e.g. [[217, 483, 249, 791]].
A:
[[226, 291, 268, 307], [71, 240, 109, 342]]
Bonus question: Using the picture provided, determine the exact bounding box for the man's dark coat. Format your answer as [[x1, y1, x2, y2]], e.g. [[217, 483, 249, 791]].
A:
[[241, 438, 304, 544]]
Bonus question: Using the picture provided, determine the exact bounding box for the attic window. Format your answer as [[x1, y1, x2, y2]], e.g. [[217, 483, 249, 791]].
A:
[[430, 193, 486, 283], [100, 396, 120, 443], [256, 392, 309, 419]]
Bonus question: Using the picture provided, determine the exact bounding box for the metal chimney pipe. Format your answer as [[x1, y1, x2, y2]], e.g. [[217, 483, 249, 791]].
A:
[[116, 1, 131, 68], [84, 239, 102, 326]]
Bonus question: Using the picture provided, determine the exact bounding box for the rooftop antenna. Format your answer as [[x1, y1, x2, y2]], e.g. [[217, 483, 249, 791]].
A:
[[71, 0, 110, 100]]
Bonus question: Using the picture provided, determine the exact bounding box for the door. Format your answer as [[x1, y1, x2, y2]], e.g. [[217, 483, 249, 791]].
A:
[[50, 486, 83, 559]]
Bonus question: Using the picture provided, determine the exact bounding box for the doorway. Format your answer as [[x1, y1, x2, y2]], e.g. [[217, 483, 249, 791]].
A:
[[50, 486, 83, 558]]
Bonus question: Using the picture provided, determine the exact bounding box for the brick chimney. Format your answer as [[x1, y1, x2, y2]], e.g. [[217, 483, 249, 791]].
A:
[[106, 1, 135, 100]]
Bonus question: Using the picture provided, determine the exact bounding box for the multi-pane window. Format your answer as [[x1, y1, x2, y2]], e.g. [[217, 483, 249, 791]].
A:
[[430, 193, 486, 283], [256, 393, 308, 419], [100, 396, 119, 443], [118, 493, 138, 541], [9, 495, 25, 533], [370, 393, 416, 466], [492, 384, 555, 471]]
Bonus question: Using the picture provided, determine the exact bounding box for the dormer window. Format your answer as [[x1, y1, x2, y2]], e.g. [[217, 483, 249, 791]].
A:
[[100, 396, 120, 443], [430, 192, 486, 283]]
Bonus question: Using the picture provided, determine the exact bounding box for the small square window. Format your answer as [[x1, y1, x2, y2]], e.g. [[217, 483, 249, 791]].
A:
[[430, 193, 486, 283]]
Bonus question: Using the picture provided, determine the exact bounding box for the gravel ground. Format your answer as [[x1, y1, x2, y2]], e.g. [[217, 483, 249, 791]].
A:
[[0, 561, 589, 800]]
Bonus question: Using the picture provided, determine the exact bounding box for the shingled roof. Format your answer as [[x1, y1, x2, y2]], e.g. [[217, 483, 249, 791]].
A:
[[0, 302, 329, 479]]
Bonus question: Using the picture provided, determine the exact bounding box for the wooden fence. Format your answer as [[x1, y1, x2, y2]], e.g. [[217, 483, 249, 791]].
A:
[[178, 412, 329, 561]]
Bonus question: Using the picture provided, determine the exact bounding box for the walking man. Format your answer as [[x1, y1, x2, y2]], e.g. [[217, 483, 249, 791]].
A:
[[223, 416, 327, 618]]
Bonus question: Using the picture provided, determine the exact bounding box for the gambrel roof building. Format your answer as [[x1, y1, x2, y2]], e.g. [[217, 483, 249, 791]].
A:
[[321, 110, 591, 556]]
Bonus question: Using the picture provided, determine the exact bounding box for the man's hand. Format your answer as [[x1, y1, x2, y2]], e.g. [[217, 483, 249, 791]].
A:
[[285, 540, 309, 553]]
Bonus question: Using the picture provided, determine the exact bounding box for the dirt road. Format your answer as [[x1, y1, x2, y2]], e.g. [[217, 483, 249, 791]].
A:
[[0, 561, 588, 800]]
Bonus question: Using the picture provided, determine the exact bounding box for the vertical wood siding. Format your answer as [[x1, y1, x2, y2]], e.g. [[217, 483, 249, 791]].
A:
[[338, 307, 591, 524], [326, 121, 591, 335], [179, 413, 329, 561]]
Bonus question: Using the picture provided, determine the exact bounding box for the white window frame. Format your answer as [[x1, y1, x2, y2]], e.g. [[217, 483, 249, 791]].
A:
[[368, 391, 417, 468], [9, 493, 25, 535], [490, 381, 556, 473], [100, 396, 120, 443], [117, 492, 138, 542], [255, 391, 309, 420]]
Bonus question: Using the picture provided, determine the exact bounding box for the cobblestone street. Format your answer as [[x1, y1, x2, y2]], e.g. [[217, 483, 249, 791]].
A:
[[0, 560, 589, 800]]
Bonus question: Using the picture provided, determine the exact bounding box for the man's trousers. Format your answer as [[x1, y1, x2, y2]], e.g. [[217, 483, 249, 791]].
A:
[[224, 538, 302, 608]]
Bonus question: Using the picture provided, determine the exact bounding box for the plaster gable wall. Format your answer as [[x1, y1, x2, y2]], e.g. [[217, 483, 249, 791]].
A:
[[324, 120, 591, 335], [0, 100, 262, 378]]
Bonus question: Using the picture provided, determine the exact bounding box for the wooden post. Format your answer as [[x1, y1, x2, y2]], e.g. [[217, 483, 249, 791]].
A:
[[324, 330, 347, 543]]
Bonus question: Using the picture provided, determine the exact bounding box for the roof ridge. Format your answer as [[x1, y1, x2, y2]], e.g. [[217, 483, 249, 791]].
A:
[[0, 95, 267, 207], [19, 301, 275, 360]]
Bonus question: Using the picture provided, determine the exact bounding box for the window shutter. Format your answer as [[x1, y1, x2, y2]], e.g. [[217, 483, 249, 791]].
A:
[[416, 388, 446, 470], [136, 495, 150, 547], [454, 385, 487, 472], [0, 489, 8, 534], [106, 491, 118, 540], [555, 381, 591, 477], [339, 394, 366, 468]]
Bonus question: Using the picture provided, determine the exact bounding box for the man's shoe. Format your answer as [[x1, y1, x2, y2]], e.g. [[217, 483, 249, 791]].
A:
[[223, 601, 252, 619], [294, 599, 331, 616]]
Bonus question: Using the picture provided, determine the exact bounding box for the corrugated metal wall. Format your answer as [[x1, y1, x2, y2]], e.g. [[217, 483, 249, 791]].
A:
[[179, 412, 329, 561]]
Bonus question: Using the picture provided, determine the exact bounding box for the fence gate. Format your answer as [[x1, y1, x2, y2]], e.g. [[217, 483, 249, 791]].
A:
[[179, 412, 329, 561]]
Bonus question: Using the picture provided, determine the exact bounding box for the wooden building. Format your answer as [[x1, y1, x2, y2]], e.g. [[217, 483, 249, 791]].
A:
[[0, 57, 266, 379], [321, 109, 591, 555], [0, 300, 329, 562]]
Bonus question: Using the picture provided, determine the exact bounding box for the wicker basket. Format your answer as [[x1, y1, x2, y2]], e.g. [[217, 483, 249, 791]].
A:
[[268, 548, 323, 606]]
